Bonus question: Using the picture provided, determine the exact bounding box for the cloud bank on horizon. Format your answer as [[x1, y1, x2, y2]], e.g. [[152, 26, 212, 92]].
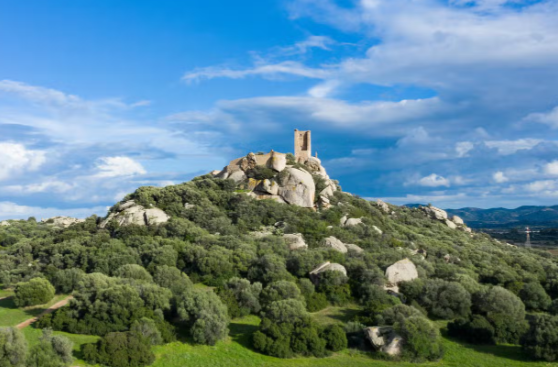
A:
[[1, 0, 558, 219]]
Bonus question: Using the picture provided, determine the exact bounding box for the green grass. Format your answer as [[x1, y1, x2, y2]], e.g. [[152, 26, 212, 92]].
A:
[[149, 315, 558, 367], [3, 301, 558, 367], [310, 304, 361, 326], [0, 288, 13, 298], [0, 294, 68, 326]]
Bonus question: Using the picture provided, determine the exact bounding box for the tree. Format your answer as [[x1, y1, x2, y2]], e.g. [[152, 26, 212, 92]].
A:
[[321, 324, 347, 352], [261, 281, 304, 308], [51, 268, 85, 293], [175, 288, 229, 345], [115, 264, 153, 282], [377, 304, 424, 326], [27, 329, 74, 367], [521, 313, 558, 361], [447, 315, 496, 344], [130, 318, 163, 346], [221, 277, 262, 317], [153, 265, 192, 294], [473, 286, 528, 344], [400, 279, 471, 320], [519, 282, 551, 311], [14, 278, 55, 307], [395, 316, 443, 361], [82, 331, 154, 367], [0, 327, 27, 367]]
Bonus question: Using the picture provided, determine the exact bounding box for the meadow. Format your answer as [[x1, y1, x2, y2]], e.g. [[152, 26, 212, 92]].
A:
[[2, 298, 557, 367]]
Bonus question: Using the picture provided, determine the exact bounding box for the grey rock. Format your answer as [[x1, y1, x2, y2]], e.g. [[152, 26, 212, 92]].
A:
[[364, 326, 403, 356], [228, 170, 247, 183], [385, 258, 418, 293], [372, 225, 383, 235], [269, 152, 287, 172], [324, 236, 348, 253], [144, 208, 170, 225], [451, 215, 464, 225], [345, 243, 364, 253], [261, 179, 279, 195], [376, 199, 390, 214], [283, 233, 308, 250], [277, 168, 315, 208], [422, 206, 448, 221], [42, 216, 85, 228], [344, 217, 364, 227], [310, 262, 347, 284], [444, 219, 457, 229], [0, 221, 10, 226]]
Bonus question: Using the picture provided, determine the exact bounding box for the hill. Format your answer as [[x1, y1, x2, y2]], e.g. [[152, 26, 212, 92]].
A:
[[445, 206, 558, 228], [1, 149, 558, 366]]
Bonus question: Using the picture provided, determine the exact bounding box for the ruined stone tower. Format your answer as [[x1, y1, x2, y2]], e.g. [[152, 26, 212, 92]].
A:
[[294, 129, 311, 163]]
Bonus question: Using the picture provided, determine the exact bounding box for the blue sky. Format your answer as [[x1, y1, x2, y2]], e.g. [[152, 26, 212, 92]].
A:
[[1, 0, 558, 219]]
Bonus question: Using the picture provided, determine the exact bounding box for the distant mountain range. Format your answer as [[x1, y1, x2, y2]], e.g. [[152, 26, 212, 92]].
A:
[[406, 204, 558, 229]]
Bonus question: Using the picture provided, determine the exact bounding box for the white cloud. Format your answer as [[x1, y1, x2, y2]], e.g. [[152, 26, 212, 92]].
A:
[[0, 143, 46, 181], [279, 35, 335, 55], [182, 61, 331, 84], [544, 160, 558, 176], [524, 106, 558, 128], [493, 171, 509, 183], [4, 180, 74, 194], [525, 180, 557, 193], [417, 174, 451, 187], [94, 157, 146, 178], [456, 141, 474, 157], [484, 139, 542, 155], [0, 201, 107, 221], [397, 127, 432, 146]]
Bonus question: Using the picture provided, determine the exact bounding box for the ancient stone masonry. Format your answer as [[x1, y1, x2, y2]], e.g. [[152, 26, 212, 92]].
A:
[[294, 129, 311, 163]]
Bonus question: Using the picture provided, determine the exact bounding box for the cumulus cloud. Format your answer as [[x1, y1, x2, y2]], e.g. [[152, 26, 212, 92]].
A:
[[456, 141, 474, 157], [417, 174, 451, 187], [0, 143, 46, 181], [94, 157, 147, 178], [544, 161, 558, 176], [484, 139, 543, 155], [0, 201, 107, 221], [524, 106, 558, 128], [493, 171, 509, 183]]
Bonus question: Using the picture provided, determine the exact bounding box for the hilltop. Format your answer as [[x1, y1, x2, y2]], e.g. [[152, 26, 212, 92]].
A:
[[1, 143, 558, 366]]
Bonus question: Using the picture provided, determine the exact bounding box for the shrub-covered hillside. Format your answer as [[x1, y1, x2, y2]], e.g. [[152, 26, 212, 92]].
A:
[[2, 164, 558, 366]]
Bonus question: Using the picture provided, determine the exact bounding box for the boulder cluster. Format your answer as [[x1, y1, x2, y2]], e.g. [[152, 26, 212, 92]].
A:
[[212, 151, 338, 209], [421, 205, 471, 233], [41, 216, 84, 228], [99, 200, 170, 228]]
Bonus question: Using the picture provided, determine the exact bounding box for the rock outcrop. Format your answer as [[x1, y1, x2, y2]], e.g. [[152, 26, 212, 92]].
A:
[[42, 216, 85, 228], [422, 206, 471, 231], [385, 258, 418, 293], [323, 236, 363, 254], [0, 221, 10, 226], [283, 233, 308, 250], [340, 215, 364, 227], [277, 168, 315, 208], [376, 199, 390, 214], [99, 200, 170, 228], [364, 326, 403, 356], [310, 262, 347, 284], [211, 150, 338, 210]]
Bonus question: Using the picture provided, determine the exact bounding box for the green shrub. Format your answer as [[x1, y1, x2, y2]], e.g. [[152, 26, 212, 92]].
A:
[[14, 278, 55, 307], [521, 314, 558, 361], [395, 316, 443, 361], [82, 331, 155, 367], [0, 327, 27, 367], [26, 329, 74, 367], [247, 165, 276, 180], [321, 324, 348, 352], [519, 282, 551, 311], [447, 315, 496, 344]]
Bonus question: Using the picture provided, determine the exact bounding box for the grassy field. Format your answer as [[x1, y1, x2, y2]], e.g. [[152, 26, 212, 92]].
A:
[[0, 288, 13, 298], [0, 294, 68, 326], [2, 297, 558, 367]]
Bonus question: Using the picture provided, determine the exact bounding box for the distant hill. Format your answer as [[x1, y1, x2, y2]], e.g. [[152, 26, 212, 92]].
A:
[[445, 205, 558, 228]]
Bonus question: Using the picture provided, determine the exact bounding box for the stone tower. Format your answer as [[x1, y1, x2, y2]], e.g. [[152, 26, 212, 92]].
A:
[[294, 129, 311, 163]]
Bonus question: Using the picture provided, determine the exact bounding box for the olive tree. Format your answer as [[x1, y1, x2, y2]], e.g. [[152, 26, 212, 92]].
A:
[[14, 278, 55, 307], [0, 327, 27, 367]]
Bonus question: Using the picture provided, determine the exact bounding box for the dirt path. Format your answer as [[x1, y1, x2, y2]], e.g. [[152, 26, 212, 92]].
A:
[[0, 296, 13, 301], [16, 296, 73, 329]]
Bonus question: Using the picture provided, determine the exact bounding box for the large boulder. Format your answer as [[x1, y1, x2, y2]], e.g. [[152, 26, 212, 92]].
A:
[[0, 221, 10, 226], [283, 233, 308, 250], [422, 206, 448, 221], [99, 201, 170, 228], [345, 243, 364, 254], [344, 217, 364, 227], [444, 219, 457, 229], [228, 170, 247, 183], [364, 326, 403, 356], [261, 179, 279, 195], [385, 258, 418, 293], [269, 152, 286, 171], [42, 216, 84, 228], [376, 199, 390, 214], [324, 236, 348, 253], [310, 262, 347, 284], [277, 168, 315, 208], [451, 215, 464, 225]]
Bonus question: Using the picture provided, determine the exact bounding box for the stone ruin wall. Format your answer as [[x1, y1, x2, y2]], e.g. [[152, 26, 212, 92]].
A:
[[294, 129, 311, 163]]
